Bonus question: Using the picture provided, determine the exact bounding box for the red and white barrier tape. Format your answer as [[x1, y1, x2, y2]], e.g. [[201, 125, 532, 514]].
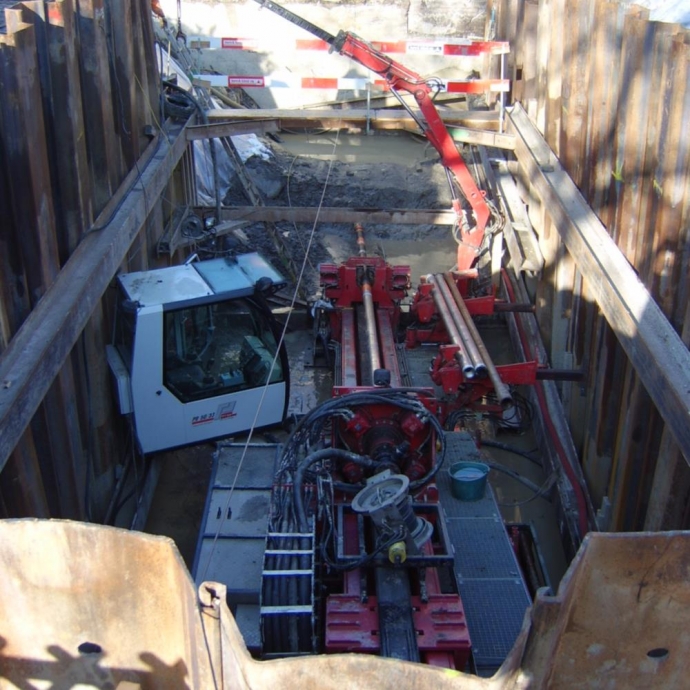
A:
[[196, 74, 509, 93], [189, 36, 509, 56]]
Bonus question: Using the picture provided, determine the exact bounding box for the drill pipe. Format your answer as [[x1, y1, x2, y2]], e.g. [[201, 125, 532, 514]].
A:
[[434, 275, 488, 379], [354, 224, 382, 376], [442, 272, 513, 409], [428, 275, 475, 379]]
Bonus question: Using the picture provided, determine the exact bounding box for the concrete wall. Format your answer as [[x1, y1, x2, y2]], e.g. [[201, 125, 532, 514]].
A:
[[158, 0, 489, 108]]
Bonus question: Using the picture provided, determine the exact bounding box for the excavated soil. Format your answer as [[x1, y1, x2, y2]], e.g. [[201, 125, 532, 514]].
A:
[[225, 131, 459, 299]]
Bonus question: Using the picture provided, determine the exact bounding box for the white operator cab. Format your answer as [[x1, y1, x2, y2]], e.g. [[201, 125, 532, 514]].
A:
[[106, 253, 290, 454]]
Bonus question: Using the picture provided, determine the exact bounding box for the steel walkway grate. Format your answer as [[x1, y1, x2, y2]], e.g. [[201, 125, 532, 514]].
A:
[[440, 432, 532, 675]]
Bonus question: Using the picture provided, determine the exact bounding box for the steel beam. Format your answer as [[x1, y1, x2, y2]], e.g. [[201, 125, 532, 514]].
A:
[[0, 121, 190, 470]]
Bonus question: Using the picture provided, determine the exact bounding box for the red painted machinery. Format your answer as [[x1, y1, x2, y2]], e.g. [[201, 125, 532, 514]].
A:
[[260, 225, 540, 668]]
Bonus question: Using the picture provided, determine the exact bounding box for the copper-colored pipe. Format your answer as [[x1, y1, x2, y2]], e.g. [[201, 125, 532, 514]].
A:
[[434, 275, 487, 379], [442, 272, 513, 409], [354, 224, 381, 376], [428, 275, 474, 379]]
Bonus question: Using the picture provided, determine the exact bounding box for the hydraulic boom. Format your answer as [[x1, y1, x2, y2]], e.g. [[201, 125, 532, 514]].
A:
[[253, 0, 493, 269]]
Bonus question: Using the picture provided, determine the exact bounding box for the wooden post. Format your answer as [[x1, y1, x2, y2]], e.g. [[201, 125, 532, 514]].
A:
[[544, 0, 564, 156], [75, 0, 123, 212], [585, 0, 626, 227], [0, 431, 50, 517], [644, 38, 690, 528], [106, 0, 140, 169], [560, 0, 595, 186]]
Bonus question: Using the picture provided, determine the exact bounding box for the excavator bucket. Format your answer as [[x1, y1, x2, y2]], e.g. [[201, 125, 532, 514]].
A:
[[1, 520, 689, 689]]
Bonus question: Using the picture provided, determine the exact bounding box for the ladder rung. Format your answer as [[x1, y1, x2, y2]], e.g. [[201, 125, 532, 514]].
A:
[[261, 605, 312, 615], [262, 569, 312, 576]]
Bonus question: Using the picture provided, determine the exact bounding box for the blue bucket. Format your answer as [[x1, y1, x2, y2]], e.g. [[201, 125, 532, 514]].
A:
[[449, 461, 489, 501]]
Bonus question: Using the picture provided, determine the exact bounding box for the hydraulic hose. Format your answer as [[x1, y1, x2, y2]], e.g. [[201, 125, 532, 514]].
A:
[[294, 449, 374, 531]]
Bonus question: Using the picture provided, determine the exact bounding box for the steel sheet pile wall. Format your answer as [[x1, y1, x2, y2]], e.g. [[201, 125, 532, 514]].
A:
[[491, 0, 690, 530], [0, 0, 164, 520]]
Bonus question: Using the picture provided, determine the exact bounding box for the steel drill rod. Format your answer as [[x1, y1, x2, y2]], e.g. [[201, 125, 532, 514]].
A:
[[353, 224, 381, 375], [362, 282, 382, 374], [428, 275, 474, 379], [442, 272, 513, 408], [434, 275, 487, 378]]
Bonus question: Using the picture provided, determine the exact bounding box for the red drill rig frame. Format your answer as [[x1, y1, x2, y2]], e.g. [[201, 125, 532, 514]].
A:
[[253, 0, 494, 270]]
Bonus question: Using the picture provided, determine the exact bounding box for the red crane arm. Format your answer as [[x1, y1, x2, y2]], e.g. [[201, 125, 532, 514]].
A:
[[252, 0, 492, 268], [333, 32, 491, 267]]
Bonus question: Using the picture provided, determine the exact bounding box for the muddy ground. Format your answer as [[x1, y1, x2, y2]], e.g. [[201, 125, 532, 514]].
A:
[[224, 131, 460, 298]]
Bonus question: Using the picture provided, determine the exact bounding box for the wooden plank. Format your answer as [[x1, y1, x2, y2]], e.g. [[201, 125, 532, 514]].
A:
[[0, 120, 30, 351], [612, 15, 654, 262], [648, 34, 690, 319], [560, 0, 595, 186], [76, 0, 123, 212], [606, 21, 680, 530], [107, 0, 139, 169], [507, 103, 690, 465], [645, 302, 690, 529], [0, 120, 190, 471], [510, 0, 526, 102], [585, 0, 625, 227], [0, 15, 60, 301], [186, 119, 280, 141], [1, 13, 74, 514], [130, 0, 156, 148], [535, 0, 552, 133], [135, 0, 160, 129], [521, 0, 539, 115], [0, 431, 50, 517], [211, 206, 457, 226], [644, 45, 690, 527], [447, 127, 515, 150], [43, 0, 94, 257], [205, 107, 502, 131], [544, 0, 564, 155], [17, 0, 93, 260]]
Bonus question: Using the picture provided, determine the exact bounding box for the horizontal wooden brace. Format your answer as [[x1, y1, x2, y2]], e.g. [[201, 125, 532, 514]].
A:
[[206, 106, 504, 133], [507, 103, 690, 465], [186, 119, 280, 141], [0, 121, 190, 470], [204, 206, 457, 225]]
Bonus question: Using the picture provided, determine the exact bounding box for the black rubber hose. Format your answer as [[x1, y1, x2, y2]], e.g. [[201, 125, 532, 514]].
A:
[[481, 439, 543, 467], [485, 461, 552, 498], [294, 449, 374, 531]]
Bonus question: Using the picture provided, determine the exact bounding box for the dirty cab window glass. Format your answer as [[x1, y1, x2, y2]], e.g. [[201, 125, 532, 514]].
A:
[[163, 298, 283, 403]]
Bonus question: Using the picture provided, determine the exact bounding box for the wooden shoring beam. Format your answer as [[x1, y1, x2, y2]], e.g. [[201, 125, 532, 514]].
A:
[[0, 121, 190, 471], [186, 120, 280, 141], [195, 110, 514, 149], [507, 103, 690, 465], [206, 106, 503, 129], [209, 206, 457, 226]]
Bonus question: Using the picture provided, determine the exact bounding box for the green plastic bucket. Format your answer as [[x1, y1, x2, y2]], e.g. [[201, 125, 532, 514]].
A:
[[449, 461, 489, 501]]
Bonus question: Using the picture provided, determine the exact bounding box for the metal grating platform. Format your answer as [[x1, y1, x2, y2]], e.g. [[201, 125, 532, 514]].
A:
[[440, 432, 532, 675], [456, 579, 529, 669], [193, 443, 282, 616]]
